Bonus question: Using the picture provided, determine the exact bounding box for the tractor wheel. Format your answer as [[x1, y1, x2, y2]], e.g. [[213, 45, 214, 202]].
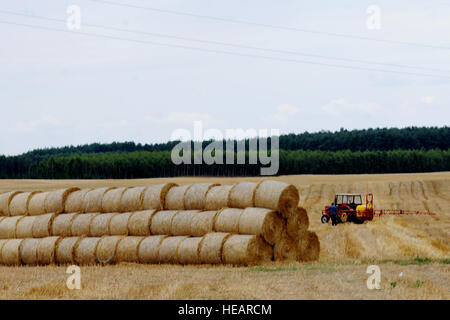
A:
[[353, 219, 364, 224], [321, 215, 329, 224], [340, 212, 348, 223]]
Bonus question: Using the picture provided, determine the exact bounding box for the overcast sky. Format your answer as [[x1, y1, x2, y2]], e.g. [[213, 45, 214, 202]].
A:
[[0, 0, 449, 155]]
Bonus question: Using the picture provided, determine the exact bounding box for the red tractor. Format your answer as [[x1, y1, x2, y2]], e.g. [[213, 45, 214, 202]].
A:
[[321, 193, 374, 225]]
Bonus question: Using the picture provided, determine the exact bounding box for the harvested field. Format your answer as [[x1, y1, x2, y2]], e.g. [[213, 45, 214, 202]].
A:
[[0, 172, 447, 299]]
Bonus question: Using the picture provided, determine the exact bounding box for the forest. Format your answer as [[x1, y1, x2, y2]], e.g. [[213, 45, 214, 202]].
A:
[[1, 126, 448, 178]]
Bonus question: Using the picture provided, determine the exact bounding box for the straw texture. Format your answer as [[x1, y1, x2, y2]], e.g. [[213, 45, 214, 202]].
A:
[[37, 236, 61, 265], [83, 187, 115, 213], [9, 191, 41, 216], [120, 186, 147, 212], [109, 212, 134, 236], [15, 216, 37, 238], [116, 236, 144, 262], [190, 210, 219, 237], [142, 183, 177, 210], [158, 236, 187, 264], [214, 208, 243, 233], [0, 216, 22, 239], [64, 189, 92, 213], [138, 235, 167, 264], [164, 185, 191, 210], [28, 192, 49, 216], [89, 213, 116, 237], [254, 180, 299, 218], [74, 237, 101, 265], [102, 187, 130, 213], [32, 213, 57, 238], [170, 210, 200, 236], [177, 237, 202, 264], [70, 213, 99, 236], [96, 236, 124, 264], [184, 183, 219, 210], [51, 212, 79, 236], [238, 207, 284, 245], [45, 188, 80, 214], [286, 207, 309, 239], [222, 235, 273, 265], [55, 236, 82, 264], [0, 191, 23, 216], [149, 210, 179, 235], [204, 185, 233, 210], [20, 238, 39, 265], [199, 232, 231, 264], [1, 239, 23, 265], [228, 182, 260, 208], [128, 210, 157, 236]]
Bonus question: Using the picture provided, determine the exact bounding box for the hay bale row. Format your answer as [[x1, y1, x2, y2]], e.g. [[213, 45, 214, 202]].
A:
[[45, 188, 80, 214], [65, 189, 92, 212], [102, 187, 130, 213]]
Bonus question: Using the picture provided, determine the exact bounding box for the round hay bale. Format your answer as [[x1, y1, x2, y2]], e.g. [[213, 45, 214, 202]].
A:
[[83, 187, 115, 213], [45, 187, 80, 214], [64, 188, 92, 213], [138, 235, 168, 264], [171, 210, 200, 236], [0, 191, 23, 216], [37, 236, 61, 265], [89, 213, 116, 237], [297, 231, 320, 262], [28, 192, 49, 216], [214, 208, 244, 233], [51, 212, 79, 236], [116, 236, 144, 262], [254, 180, 299, 218], [109, 212, 134, 235], [15, 216, 37, 238], [142, 183, 177, 210], [274, 233, 297, 261], [190, 210, 219, 237], [199, 232, 231, 264], [286, 207, 309, 239], [120, 186, 147, 212], [158, 236, 187, 264], [0, 216, 22, 239], [204, 185, 233, 210], [95, 236, 124, 264], [9, 191, 41, 216], [228, 182, 260, 208], [149, 210, 179, 235], [32, 213, 57, 238], [70, 213, 99, 236], [20, 238, 39, 265], [55, 236, 82, 265], [222, 235, 273, 265], [74, 237, 101, 265], [2, 239, 24, 265], [128, 210, 157, 236], [102, 187, 131, 213], [164, 185, 191, 210], [184, 183, 220, 210], [178, 237, 202, 264], [238, 208, 284, 245]]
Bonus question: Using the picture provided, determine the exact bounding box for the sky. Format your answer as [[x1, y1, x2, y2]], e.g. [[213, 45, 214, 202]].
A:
[[0, 0, 449, 155]]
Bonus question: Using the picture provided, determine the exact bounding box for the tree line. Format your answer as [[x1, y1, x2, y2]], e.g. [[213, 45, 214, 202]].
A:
[[0, 149, 448, 179]]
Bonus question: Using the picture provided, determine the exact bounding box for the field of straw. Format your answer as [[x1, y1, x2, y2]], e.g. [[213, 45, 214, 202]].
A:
[[0, 172, 448, 299]]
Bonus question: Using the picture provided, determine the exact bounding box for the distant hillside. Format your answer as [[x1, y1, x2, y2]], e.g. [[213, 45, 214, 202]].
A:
[[0, 126, 449, 179]]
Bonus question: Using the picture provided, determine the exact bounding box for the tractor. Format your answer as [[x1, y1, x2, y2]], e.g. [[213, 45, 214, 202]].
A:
[[321, 193, 374, 225]]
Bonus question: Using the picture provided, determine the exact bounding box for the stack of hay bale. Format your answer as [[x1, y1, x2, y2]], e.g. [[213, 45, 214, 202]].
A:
[[0, 180, 319, 266]]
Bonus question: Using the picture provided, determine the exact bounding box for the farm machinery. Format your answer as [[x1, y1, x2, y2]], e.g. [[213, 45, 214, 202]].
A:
[[321, 193, 435, 225]]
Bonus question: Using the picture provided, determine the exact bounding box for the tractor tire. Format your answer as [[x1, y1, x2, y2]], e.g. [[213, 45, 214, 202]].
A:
[[340, 212, 348, 223], [321, 215, 329, 224], [353, 219, 364, 225]]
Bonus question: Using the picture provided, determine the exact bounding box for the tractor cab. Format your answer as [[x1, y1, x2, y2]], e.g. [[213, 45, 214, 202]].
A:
[[335, 193, 363, 211]]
